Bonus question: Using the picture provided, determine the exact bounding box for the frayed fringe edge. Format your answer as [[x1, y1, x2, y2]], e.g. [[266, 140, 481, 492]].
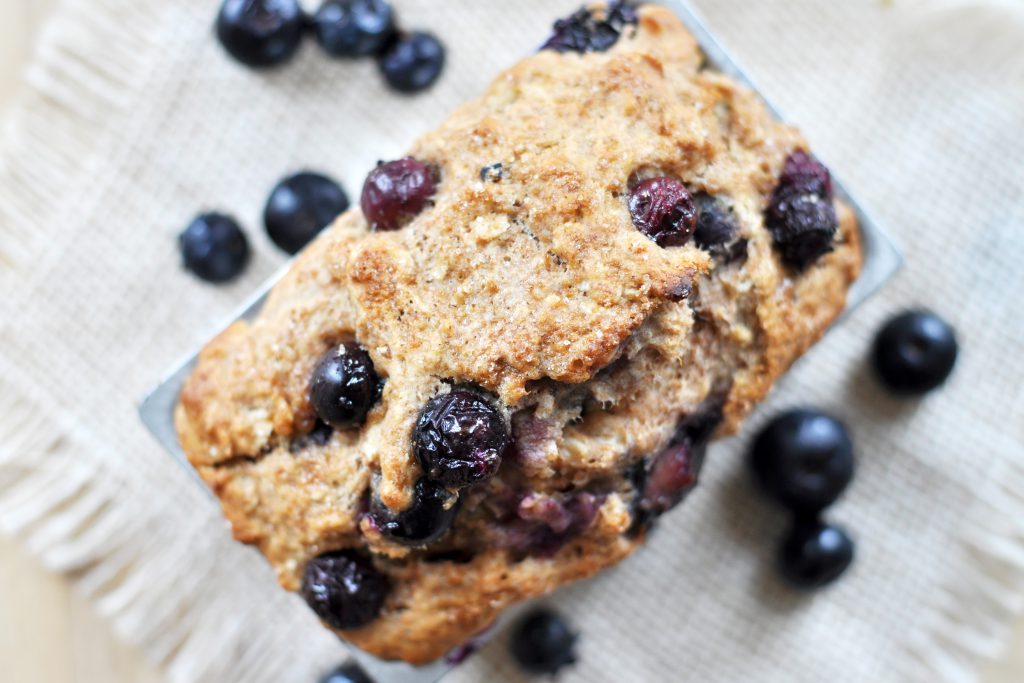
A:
[[900, 432, 1024, 682]]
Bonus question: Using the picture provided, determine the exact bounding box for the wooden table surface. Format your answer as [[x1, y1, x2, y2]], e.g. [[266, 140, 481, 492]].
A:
[[0, 3, 1021, 682]]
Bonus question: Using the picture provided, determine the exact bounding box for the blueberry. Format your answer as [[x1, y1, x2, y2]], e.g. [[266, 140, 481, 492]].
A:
[[628, 177, 697, 248], [543, 2, 639, 54], [638, 440, 703, 517], [378, 32, 446, 94], [873, 311, 958, 396], [179, 213, 251, 283], [779, 150, 833, 197], [509, 609, 578, 676], [749, 409, 854, 514], [309, 343, 381, 429], [319, 662, 374, 683], [778, 517, 855, 589], [313, 0, 396, 58], [370, 478, 460, 546], [413, 388, 509, 489], [693, 193, 738, 251], [631, 403, 722, 530], [263, 171, 349, 255], [507, 492, 604, 557], [765, 151, 839, 270], [360, 158, 436, 231], [215, 0, 304, 68], [694, 193, 748, 263], [301, 551, 389, 629]]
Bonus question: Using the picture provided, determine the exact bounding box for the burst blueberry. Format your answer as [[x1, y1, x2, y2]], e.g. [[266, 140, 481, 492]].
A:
[[301, 551, 389, 629], [313, 0, 396, 58], [509, 609, 579, 676], [378, 32, 446, 94], [628, 177, 698, 247], [264, 171, 349, 254], [309, 342, 381, 429], [370, 478, 460, 546], [543, 2, 639, 54], [179, 213, 251, 283], [631, 403, 721, 530], [360, 158, 436, 231], [638, 441, 703, 517], [502, 492, 604, 557], [414, 388, 509, 489], [749, 409, 854, 514], [778, 517, 855, 589], [215, 0, 304, 68], [765, 151, 839, 270], [872, 311, 958, 396]]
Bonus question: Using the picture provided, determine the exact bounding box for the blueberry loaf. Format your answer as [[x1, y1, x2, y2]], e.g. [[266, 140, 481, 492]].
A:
[[176, 2, 861, 665]]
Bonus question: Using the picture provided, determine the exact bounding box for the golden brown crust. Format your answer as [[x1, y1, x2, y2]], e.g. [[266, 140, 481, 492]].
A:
[[175, 4, 861, 665]]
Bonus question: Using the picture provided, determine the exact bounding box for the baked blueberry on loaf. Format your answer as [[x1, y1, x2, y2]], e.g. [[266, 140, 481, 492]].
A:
[[176, 2, 861, 664]]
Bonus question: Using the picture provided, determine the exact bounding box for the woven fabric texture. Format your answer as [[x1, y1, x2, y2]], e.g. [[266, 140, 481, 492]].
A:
[[1, 1, 1022, 682]]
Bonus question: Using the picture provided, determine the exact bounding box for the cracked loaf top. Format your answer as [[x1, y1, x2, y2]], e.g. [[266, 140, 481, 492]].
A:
[[175, 2, 862, 665]]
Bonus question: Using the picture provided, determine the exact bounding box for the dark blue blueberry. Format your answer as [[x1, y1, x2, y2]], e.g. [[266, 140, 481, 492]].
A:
[[378, 32, 446, 94], [301, 551, 389, 629], [264, 171, 349, 255], [873, 311, 958, 396], [779, 517, 855, 589], [509, 609, 578, 676], [543, 2, 639, 54], [749, 409, 854, 514], [414, 388, 509, 489], [693, 193, 739, 251], [370, 478, 460, 546], [179, 213, 250, 283], [309, 342, 381, 429], [215, 0, 304, 68], [360, 158, 436, 231], [313, 0, 396, 58], [319, 662, 374, 683], [628, 177, 697, 248], [765, 151, 839, 270]]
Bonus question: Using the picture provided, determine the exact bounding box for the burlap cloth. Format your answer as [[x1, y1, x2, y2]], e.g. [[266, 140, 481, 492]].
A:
[[1, 0, 1022, 681]]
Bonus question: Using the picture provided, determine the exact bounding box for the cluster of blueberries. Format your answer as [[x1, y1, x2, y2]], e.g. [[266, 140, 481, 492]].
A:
[[216, 0, 445, 94], [178, 158, 433, 283], [179, 170, 350, 281], [748, 310, 958, 590]]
